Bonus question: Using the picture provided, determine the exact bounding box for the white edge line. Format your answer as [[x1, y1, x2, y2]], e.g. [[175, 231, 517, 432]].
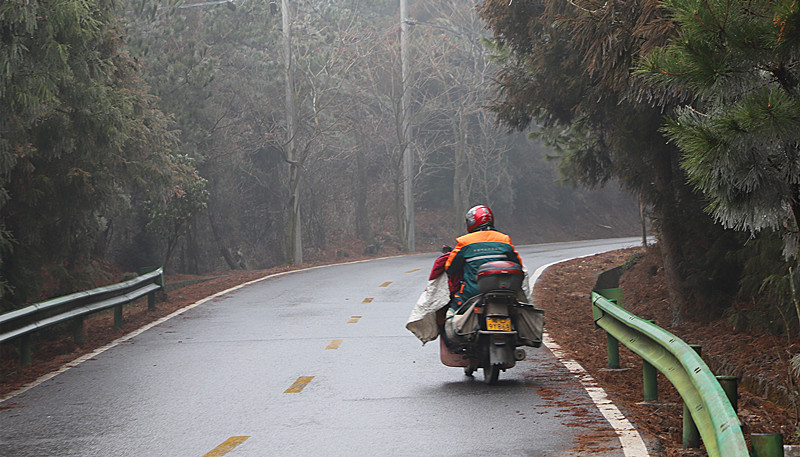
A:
[[531, 255, 650, 457], [0, 257, 386, 404]]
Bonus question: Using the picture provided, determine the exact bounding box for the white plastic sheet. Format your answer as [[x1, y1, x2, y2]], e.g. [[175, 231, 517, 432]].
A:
[[405, 275, 450, 344]]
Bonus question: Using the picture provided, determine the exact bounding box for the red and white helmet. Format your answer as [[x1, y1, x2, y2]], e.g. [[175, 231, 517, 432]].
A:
[[465, 205, 494, 233]]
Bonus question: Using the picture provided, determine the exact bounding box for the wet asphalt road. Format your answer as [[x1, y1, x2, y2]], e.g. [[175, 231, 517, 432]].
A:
[[0, 238, 643, 457]]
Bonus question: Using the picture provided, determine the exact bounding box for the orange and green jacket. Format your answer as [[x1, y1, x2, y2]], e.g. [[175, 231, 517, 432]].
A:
[[445, 228, 521, 301]]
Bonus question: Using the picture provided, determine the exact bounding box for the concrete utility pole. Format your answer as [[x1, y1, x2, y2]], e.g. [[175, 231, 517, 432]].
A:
[[400, 0, 415, 252], [283, 0, 302, 263]]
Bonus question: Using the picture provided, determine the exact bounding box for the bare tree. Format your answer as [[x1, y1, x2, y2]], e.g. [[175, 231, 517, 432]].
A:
[[279, 0, 368, 263], [412, 0, 512, 218]]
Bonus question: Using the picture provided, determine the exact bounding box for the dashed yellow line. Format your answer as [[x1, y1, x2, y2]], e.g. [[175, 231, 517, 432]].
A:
[[326, 339, 343, 350], [347, 316, 362, 323], [202, 436, 250, 456], [405, 268, 420, 273], [362, 297, 373, 303], [285, 376, 314, 393], [379, 282, 392, 287]]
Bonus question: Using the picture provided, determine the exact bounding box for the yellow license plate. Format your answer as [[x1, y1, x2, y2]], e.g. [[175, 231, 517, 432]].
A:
[[486, 317, 512, 331]]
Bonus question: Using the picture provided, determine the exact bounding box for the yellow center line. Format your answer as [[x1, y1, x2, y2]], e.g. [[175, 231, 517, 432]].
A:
[[326, 339, 343, 350], [285, 376, 314, 393], [405, 269, 420, 273], [347, 316, 362, 323], [379, 281, 392, 287], [202, 436, 250, 457], [362, 298, 373, 304]]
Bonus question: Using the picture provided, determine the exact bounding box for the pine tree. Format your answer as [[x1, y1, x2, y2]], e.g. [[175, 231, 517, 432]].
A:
[[479, 0, 743, 324], [637, 0, 800, 256]]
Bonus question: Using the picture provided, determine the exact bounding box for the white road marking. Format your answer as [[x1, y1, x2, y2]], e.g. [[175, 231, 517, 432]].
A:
[[531, 260, 650, 457]]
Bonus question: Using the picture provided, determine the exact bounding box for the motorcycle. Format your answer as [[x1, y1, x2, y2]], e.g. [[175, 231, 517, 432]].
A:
[[439, 260, 544, 384]]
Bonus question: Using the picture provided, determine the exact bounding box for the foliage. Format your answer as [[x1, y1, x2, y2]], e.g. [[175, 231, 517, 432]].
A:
[[621, 251, 644, 274], [145, 155, 209, 269], [407, 0, 518, 219], [478, 0, 742, 323], [637, 0, 800, 258], [121, 0, 641, 270], [731, 231, 800, 335], [629, 0, 800, 342], [0, 0, 644, 309], [125, 0, 385, 264], [0, 0, 183, 307]]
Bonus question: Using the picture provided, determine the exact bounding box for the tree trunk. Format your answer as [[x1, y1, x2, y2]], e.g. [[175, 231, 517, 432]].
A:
[[354, 137, 371, 242], [651, 145, 690, 326], [452, 110, 469, 221], [394, 171, 404, 249], [658, 214, 688, 326], [286, 162, 303, 264], [282, 0, 302, 265], [186, 217, 200, 274], [789, 185, 800, 257], [400, 0, 414, 253], [208, 213, 242, 270], [163, 223, 180, 272], [639, 195, 648, 248]]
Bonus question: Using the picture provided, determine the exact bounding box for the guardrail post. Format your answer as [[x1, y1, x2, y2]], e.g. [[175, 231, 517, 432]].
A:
[[148, 269, 164, 311], [1, 266, 165, 368], [114, 304, 123, 329], [595, 288, 624, 369], [72, 316, 85, 346], [683, 344, 702, 449], [642, 319, 658, 401], [683, 403, 700, 449], [20, 334, 31, 366], [751, 433, 784, 457], [717, 375, 739, 413], [147, 291, 156, 311], [591, 279, 749, 456], [607, 333, 620, 369], [643, 359, 658, 401]]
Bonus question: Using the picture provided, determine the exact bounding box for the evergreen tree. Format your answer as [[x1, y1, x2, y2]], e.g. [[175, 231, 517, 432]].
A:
[[635, 0, 800, 333], [637, 0, 800, 257], [0, 0, 187, 308], [478, 0, 743, 324]]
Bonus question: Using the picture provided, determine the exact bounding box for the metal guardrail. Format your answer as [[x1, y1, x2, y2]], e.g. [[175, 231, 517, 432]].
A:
[[0, 268, 164, 365], [591, 287, 749, 457]]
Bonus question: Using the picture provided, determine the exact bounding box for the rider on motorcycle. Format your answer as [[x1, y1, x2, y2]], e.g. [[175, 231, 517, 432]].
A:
[[445, 205, 523, 312], [406, 205, 543, 382]]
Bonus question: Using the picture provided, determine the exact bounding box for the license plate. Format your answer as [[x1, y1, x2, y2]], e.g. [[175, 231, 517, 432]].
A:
[[486, 317, 512, 331]]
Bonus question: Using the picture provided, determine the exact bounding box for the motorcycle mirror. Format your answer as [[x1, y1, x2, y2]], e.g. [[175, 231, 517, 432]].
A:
[[442, 245, 453, 253]]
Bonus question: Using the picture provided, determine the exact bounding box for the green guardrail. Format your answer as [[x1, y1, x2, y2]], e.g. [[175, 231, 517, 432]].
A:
[[0, 268, 164, 366], [591, 265, 749, 457]]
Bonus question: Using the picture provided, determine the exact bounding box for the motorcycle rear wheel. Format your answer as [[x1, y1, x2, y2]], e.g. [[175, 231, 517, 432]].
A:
[[484, 364, 500, 384]]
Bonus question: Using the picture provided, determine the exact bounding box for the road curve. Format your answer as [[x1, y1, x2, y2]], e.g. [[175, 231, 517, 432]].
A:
[[0, 237, 647, 457]]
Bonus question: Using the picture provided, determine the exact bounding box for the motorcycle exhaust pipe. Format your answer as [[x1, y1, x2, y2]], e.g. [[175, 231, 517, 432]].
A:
[[514, 348, 526, 361]]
